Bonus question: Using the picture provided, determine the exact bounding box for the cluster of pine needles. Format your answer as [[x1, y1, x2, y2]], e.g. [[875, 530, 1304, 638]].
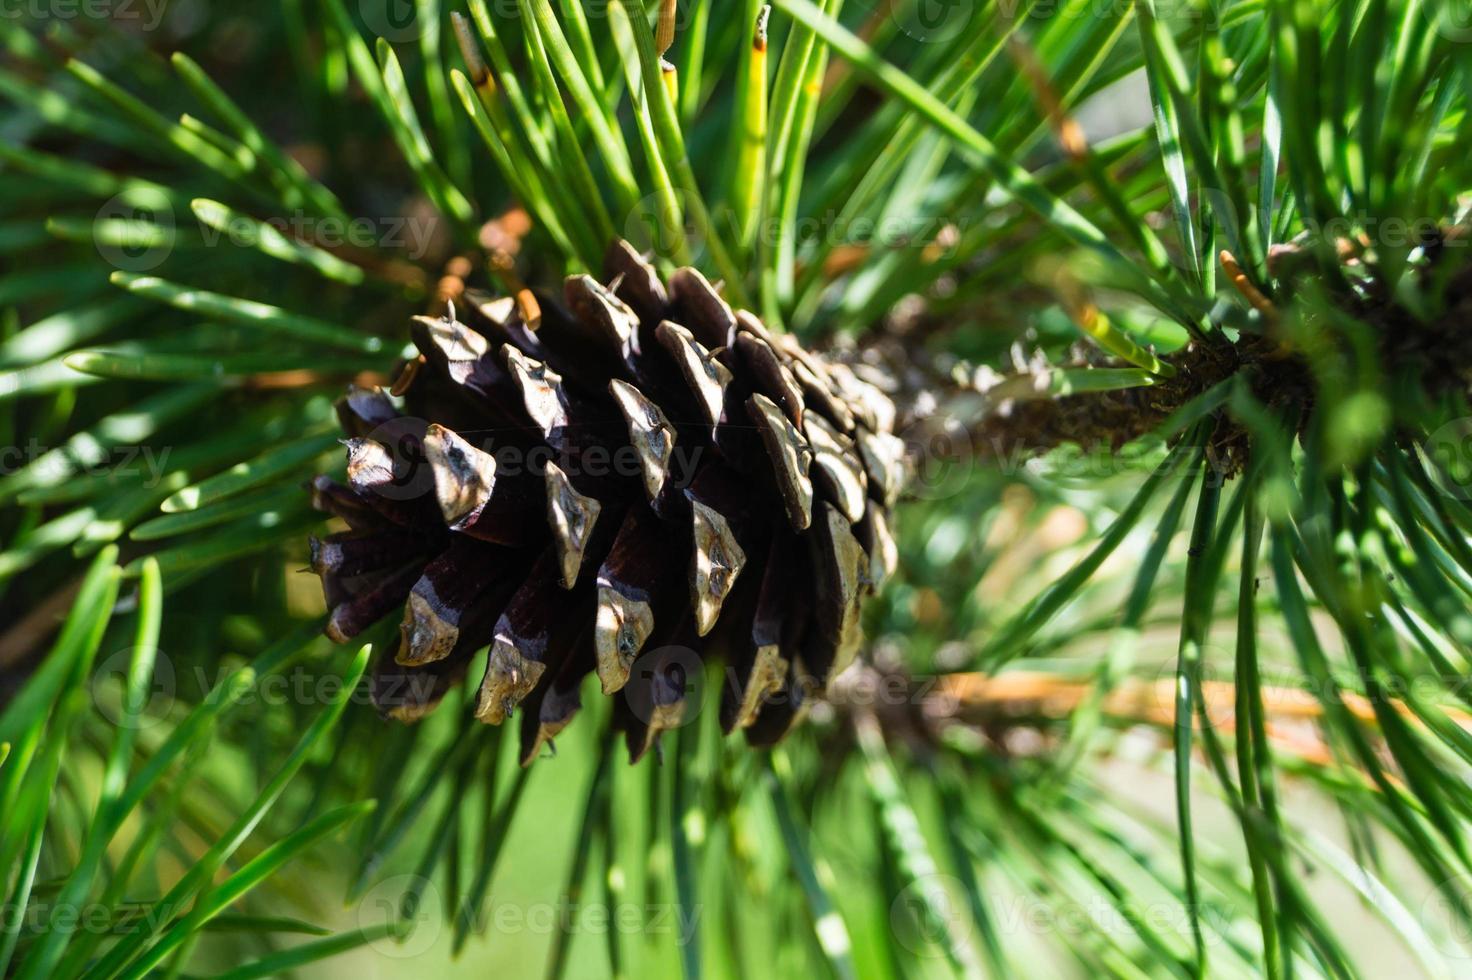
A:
[[3, 0, 1472, 977]]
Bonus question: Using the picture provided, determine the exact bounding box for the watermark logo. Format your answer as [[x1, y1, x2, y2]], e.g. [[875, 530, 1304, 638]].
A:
[[622, 190, 701, 261], [90, 647, 175, 730], [890, 874, 977, 957], [849, 0, 975, 43], [1427, 0, 1472, 42], [1423, 418, 1472, 499], [94, 194, 175, 273], [357, 875, 443, 958], [897, 412, 975, 501], [360, 418, 437, 502], [360, 0, 427, 42], [1421, 875, 1472, 959], [624, 645, 706, 727], [891, 0, 975, 42]]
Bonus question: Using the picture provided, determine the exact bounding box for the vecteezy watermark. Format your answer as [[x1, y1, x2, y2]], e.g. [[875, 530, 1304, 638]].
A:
[[468, 895, 701, 944], [88, 656, 455, 727], [0, 0, 168, 29], [1146, 649, 1472, 721], [358, 416, 708, 503], [1421, 874, 1472, 959], [1002, 0, 1243, 24], [621, 190, 970, 266], [489, 442, 704, 485], [891, 873, 1236, 956], [852, 0, 978, 43], [363, 0, 701, 42], [0, 440, 173, 485], [856, 0, 1235, 37], [353, 875, 702, 953], [0, 886, 698, 954], [1, 898, 186, 939], [1300, 211, 1458, 253], [92, 197, 444, 273], [985, 893, 1232, 943], [198, 211, 442, 262]]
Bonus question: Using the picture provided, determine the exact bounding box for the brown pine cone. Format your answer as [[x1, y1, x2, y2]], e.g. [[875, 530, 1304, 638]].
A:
[[308, 241, 904, 762]]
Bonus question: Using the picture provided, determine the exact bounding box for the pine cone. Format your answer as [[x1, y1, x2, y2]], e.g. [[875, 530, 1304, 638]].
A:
[[309, 242, 905, 762]]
